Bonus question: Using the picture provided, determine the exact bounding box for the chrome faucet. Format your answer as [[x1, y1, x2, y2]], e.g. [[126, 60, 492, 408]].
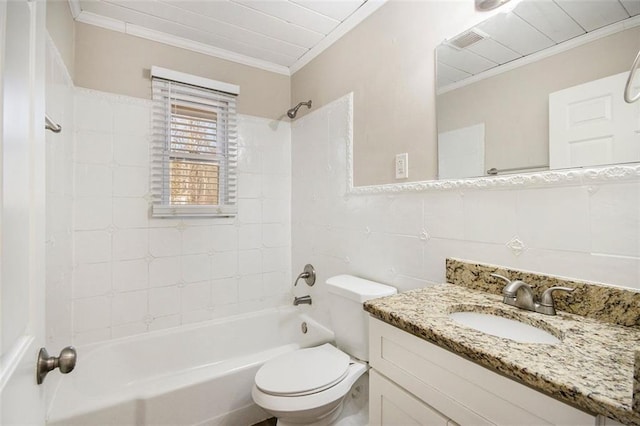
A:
[[491, 274, 574, 316], [293, 295, 312, 306]]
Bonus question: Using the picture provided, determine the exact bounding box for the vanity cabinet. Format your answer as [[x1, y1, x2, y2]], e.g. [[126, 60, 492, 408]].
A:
[[368, 317, 602, 426]]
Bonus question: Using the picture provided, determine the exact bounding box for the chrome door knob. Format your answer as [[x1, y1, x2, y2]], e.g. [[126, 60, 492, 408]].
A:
[[36, 346, 77, 385]]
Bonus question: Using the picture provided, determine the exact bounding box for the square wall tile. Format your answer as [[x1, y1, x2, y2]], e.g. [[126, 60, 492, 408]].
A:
[[113, 166, 148, 197], [239, 249, 262, 275], [112, 290, 148, 325], [113, 102, 150, 136], [181, 226, 213, 255], [239, 224, 262, 250], [149, 227, 181, 257], [73, 262, 111, 298], [262, 199, 290, 224], [212, 278, 238, 306], [590, 183, 640, 257], [75, 164, 112, 198], [263, 223, 290, 248], [113, 197, 149, 229], [75, 131, 112, 165], [238, 173, 261, 199], [114, 133, 149, 167], [113, 228, 148, 261], [211, 252, 237, 279], [181, 281, 211, 312], [423, 191, 464, 240], [75, 93, 113, 133], [238, 274, 263, 302], [182, 254, 211, 283], [211, 226, 238, 252], [73, 296, 111, 332], [74, 231, 112, 264], [463, 190, 517, 244], [149, 257, 181, 287], [149, 286, 180, 317], [238, 199, 262, 224], [517, 186, 590, 252], [74, 197, 112, 231], [112, 259, 149, 292]]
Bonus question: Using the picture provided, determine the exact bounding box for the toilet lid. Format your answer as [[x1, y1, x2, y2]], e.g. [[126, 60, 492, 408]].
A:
[[255, 343, 350, 396]]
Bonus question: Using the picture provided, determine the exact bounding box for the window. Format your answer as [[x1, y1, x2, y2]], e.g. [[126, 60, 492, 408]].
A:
[[150, 67, 239, 217]]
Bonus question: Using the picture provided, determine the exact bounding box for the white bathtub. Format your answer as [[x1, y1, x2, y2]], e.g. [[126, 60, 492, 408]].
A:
[[47, 307, 333, 426]]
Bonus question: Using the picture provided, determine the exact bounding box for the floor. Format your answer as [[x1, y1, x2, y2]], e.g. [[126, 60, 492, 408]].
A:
[[251, 417, 277, 426]]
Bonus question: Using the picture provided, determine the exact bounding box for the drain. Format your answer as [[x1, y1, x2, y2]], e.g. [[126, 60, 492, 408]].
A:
[[301, 322, 308, 334]]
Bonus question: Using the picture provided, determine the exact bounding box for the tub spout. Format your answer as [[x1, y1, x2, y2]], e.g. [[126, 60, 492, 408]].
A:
[[293, 295, 312, 306]]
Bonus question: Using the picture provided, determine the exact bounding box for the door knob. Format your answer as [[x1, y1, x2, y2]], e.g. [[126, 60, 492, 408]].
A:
[[36, 346, 77, 385]]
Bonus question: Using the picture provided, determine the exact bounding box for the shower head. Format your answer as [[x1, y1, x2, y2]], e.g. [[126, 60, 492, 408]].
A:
[[287, 100, 312, 119]]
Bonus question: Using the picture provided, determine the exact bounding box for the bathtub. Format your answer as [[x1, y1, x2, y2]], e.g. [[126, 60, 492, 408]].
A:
[[47, 307, 333, 426]]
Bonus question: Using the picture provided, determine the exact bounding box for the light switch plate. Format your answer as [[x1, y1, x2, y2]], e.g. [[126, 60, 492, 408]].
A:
[[395, 153, 408, 179]]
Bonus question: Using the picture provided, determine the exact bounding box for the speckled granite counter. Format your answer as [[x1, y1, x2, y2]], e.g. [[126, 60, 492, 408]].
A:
[[364, 283, 640, 425]]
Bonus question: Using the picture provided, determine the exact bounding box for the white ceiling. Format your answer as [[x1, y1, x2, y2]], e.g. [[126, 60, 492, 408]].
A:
[[437, 0, 640, 90], [70, 0, 385, 75]]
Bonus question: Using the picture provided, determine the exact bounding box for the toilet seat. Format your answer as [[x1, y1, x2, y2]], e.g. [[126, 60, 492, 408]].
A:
[[255, 344, 350, 397]]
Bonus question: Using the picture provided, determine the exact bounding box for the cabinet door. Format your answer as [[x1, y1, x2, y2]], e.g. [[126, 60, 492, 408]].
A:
[[369, 317, 596, 426], [370, 370, 449, 426]]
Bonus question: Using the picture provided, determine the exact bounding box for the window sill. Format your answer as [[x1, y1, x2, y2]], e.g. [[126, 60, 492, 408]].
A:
[[151, 204, 236, 218]]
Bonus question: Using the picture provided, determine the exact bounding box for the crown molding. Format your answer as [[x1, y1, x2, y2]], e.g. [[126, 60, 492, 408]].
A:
[[290, 0, 388, 75], [67, 0, 81, 19], [70, 0, 387, 77], [73, 11, 291, 76]]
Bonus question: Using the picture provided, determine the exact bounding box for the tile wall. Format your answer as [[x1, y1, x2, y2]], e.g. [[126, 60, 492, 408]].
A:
[[291, 94, 640, 326], [71, 88, 291, 345]]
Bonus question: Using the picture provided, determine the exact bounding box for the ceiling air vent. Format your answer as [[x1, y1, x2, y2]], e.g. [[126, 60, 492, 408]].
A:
[[449, 29, 486, 49]]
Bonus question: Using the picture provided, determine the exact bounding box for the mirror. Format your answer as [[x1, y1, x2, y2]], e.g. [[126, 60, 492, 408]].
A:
[[436, 0, 640, 179]]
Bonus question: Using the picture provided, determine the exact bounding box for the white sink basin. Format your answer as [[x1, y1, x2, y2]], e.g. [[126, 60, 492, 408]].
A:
[[449, 312, 561, 344]]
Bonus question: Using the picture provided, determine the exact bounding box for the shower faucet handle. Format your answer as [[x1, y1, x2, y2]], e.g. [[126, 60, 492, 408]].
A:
[[294, 264, 316, 286]]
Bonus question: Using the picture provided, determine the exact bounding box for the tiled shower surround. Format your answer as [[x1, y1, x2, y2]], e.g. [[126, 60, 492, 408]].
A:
[[70, 89, 291, 345], [291, 94, 640, 326]]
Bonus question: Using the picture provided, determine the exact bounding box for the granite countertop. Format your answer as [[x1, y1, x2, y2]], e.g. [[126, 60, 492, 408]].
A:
[[364, 283, 640, 425]]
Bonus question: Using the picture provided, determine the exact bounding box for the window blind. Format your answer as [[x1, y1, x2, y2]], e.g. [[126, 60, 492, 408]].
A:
[[151, 77, 238, 217]]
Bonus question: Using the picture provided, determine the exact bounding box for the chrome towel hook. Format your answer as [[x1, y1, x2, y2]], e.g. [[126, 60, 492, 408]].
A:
[[624, 49, 640, 104]]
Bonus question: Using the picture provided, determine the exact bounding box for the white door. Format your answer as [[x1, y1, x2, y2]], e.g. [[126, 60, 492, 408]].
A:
[[549, 71, 640, 170], [0, 0, 47, 424]]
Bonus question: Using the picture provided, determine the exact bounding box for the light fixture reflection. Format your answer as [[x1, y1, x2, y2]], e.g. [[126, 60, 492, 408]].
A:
[[475, 0, 511, 11]]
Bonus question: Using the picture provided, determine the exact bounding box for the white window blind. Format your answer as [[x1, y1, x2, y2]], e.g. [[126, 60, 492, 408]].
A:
[[151, 76, 238, 217]]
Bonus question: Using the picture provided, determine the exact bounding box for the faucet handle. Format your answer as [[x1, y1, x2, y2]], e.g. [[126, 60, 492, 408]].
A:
[[490, 273, 511, 284], [540, 286, 575, 307]]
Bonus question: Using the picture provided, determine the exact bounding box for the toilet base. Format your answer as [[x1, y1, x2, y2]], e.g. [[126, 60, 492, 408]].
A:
[[252, 360, 368, 426], [273, 371, 369, 426], [275, 399, 344, 426]]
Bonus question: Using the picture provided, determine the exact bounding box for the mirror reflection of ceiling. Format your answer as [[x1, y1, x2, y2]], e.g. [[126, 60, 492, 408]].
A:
[[437, 0, 640, 90]]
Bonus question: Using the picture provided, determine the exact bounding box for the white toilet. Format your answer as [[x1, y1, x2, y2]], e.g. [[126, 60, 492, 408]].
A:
[[251, 275, 397, 426]]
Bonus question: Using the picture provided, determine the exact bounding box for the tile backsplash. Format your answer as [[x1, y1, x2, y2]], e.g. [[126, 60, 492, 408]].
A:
[[446, 258, 640, 327], [70, 88, 291, 345]]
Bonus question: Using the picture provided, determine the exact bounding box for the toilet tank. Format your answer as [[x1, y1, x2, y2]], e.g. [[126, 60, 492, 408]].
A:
[[326, 275, 396, 361]]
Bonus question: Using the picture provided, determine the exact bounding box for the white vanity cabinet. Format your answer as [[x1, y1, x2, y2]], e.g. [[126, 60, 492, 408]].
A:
[[368, 317, 606, 426]]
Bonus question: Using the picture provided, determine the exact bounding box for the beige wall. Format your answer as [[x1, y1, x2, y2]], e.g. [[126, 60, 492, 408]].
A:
[[291, 0, 488, 186], [74, 23, 290, 120], [438, 27, 640, 173], [46, 0, 75, 78]]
